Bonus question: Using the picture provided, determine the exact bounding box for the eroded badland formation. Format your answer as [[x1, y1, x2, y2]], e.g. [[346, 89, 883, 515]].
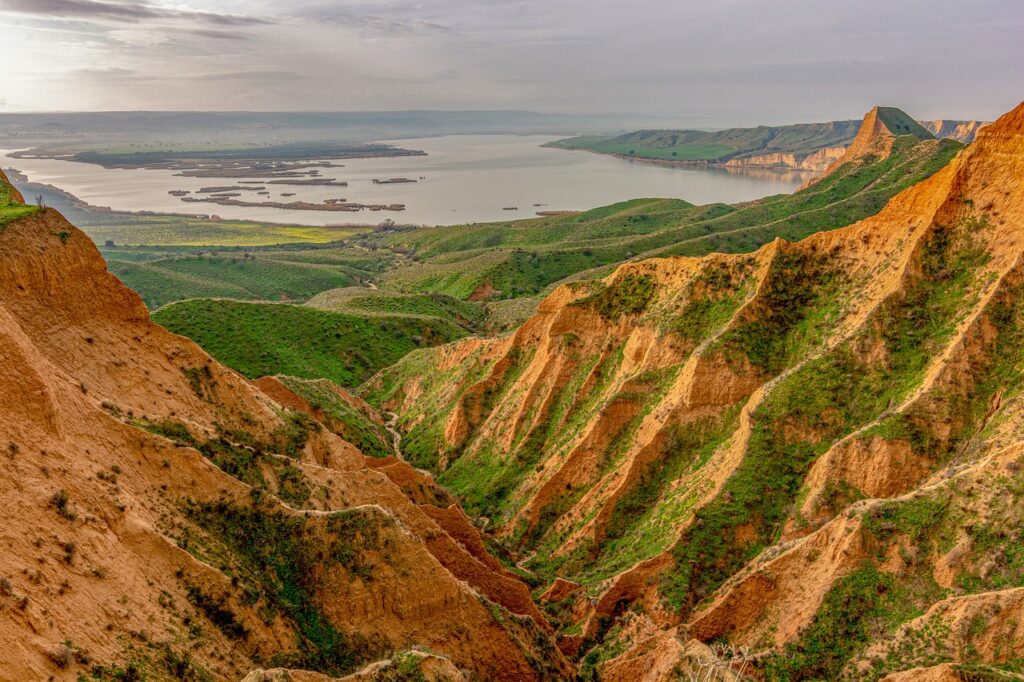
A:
[[3, 99, 1024, 681]]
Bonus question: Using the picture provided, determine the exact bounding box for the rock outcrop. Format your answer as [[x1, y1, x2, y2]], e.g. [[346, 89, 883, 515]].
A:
[[723, 145, 846, 171], [803, 106, 935, 188]]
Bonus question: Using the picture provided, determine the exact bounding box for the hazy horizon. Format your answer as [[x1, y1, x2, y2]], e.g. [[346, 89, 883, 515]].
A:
[[1, 0, 1022, 127]]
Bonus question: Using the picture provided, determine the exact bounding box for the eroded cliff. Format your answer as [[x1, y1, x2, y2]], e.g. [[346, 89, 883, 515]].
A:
[[0, 168, 567, 680], [367, 100, 1024, 679]]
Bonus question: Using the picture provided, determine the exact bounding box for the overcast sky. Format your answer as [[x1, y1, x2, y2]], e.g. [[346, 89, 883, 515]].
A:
[[0, 0, 1021, 126]]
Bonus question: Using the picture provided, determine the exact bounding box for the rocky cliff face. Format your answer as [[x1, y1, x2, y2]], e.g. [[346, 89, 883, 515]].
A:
[[723, 146, 846, 172], [922, 119, 988, 143], [369, 101, 1024, 679], [0, 168, 567, 680]]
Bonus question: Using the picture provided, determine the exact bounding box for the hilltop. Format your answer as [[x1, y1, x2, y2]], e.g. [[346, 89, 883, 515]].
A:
[[806, 106, 935, 184], [368, 99, 1024, 678]]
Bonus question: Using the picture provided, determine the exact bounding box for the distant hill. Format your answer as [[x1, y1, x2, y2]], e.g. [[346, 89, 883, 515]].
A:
[[549, 119, 861, 169], [551, 109, 985, 171]]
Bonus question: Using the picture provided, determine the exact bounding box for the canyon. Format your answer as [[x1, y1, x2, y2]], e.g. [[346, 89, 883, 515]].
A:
[[1, 99, 1023, 681]]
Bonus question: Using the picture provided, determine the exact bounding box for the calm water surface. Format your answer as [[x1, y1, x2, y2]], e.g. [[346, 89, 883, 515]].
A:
[[1, 135, 815, 226]]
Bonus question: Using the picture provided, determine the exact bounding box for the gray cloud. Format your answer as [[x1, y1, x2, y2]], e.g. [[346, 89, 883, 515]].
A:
[[0, 0, 268, 26], [187, 28, 251, 40], [0, 0, 1021, 122], [291, 5, 449, 35], [195, 69, 306, 82], [74, 66, 137, 76]]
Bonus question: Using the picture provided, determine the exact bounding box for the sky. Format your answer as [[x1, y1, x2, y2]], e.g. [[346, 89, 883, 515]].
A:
[[0, 0, 1022, 126]]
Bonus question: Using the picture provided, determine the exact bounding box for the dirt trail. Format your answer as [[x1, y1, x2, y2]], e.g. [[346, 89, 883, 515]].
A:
[[384, 410, 403, 458]]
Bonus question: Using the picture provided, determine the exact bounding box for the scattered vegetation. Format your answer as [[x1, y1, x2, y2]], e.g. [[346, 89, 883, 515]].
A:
[[663, 216, 988, 612], [277, 376, 393, 458], [577, 273, 656, 321], [185, 496, 385, 675], [49, 489, 76, 521], [763, 563, 907, 680]]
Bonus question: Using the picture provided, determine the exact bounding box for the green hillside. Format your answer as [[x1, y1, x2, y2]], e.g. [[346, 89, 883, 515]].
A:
[[153, 299, 466, 387], [111, 253, 369, 308], [305, 288, 486, 330], [275, 376, 394, 458]]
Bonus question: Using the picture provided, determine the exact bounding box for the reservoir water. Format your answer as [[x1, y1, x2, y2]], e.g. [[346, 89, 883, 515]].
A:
[[1, 135, 815, 226]]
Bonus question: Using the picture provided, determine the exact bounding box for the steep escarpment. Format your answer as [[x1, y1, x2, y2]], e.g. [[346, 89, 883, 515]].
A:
[[0, 174, 567, 679], [366, 100, 1024, 678], [723, 145, 846, 171]]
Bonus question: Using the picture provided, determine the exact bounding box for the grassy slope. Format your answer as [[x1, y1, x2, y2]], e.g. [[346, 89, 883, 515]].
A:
[[378, 137, 962, 300], [305, 287, 486, 329], [88, 217, 364, 247], [111, 255, 366, 308], [876, 107, 935, 139], [0, 174, 38, 225], [153, 299, 466, 387], [276, 376, 394, 458]]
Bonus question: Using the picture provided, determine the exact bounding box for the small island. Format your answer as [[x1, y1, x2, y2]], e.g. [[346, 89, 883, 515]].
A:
[[180, 195, 406, 212]]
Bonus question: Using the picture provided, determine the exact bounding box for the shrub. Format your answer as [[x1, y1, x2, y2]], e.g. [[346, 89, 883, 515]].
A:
[[49, 489, 76, 520]]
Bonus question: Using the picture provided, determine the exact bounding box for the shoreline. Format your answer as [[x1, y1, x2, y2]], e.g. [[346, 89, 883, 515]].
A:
[[2, 168, 403, 229], [3, 134, 811, 229], [544, 143, 826, 176]]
